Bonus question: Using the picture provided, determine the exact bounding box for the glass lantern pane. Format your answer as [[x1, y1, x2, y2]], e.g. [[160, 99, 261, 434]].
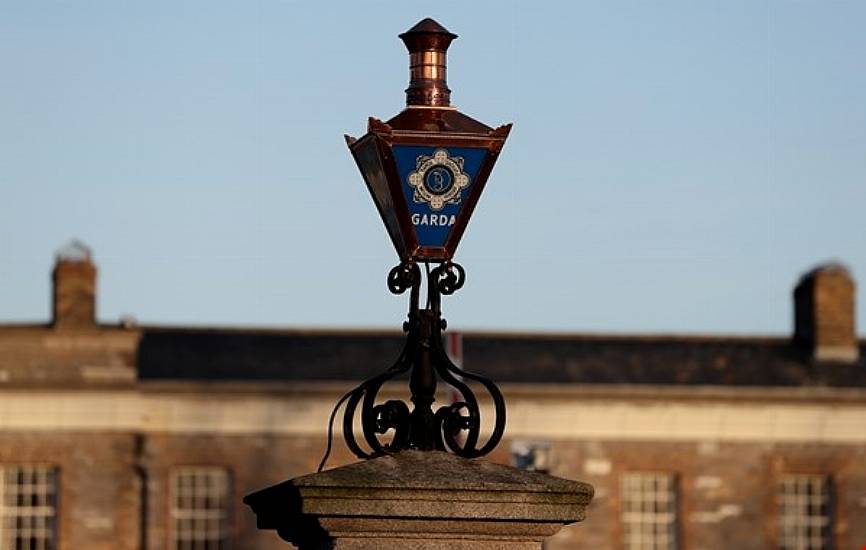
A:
[[352, 136, 408, 257]]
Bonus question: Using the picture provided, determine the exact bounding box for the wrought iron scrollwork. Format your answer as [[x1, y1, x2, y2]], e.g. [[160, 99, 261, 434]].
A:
[[318, 261, 506, 471]]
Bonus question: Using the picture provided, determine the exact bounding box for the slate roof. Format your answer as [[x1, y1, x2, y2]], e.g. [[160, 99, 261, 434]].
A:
[[135, 327, 866, 388], [1, 323, 863, 388]]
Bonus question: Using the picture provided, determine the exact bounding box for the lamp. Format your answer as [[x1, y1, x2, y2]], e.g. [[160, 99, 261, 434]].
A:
[[322, 19, 511, 469]]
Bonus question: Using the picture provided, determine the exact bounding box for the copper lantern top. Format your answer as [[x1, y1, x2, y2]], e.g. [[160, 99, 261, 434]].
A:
[[346, 18, 512, 263], [399, 18, 457, 107]]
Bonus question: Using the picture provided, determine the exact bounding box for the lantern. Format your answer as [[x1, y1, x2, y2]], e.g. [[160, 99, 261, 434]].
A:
[[346, 18, 511, 263]]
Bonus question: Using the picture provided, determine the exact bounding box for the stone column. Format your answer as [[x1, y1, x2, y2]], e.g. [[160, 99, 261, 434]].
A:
[[244, 450, 593, 550]]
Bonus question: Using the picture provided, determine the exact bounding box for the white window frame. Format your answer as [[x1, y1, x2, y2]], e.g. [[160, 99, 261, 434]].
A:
[[0, 465, 58, 550], [778, 474, 832, 550], [621, 471, 678, 550], [170, 467, 231, 550]]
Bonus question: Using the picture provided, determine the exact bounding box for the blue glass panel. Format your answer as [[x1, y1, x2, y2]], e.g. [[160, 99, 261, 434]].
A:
[[392, 146, 488, 248]]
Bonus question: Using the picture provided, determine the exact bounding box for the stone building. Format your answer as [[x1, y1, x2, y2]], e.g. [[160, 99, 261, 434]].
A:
[[0, 243, 864, 550]]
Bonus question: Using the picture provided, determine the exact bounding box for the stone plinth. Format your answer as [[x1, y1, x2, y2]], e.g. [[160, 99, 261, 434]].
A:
[[244, 450, 593, 549]]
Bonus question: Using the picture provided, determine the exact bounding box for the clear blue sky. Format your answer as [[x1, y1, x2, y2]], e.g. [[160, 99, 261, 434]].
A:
[[2, 1, 864, 335]]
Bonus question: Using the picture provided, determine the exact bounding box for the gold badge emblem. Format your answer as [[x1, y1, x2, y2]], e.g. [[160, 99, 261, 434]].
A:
[[407, 149, 470, 211]]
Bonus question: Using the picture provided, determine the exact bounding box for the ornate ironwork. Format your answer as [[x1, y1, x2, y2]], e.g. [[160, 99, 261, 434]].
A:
[[318, 262, 506, 471]]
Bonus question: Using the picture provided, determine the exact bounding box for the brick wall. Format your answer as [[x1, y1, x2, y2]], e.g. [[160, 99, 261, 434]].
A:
[[0, 328, 139, 385], [0, 432, 139, 550], [141, 432, 357, 550], [536, 439, 866, 550], [794, 265, 858, 362], [1, 430, 864, 549]]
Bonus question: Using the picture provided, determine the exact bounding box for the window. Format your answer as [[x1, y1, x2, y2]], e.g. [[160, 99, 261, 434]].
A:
[[0, 465, 58, 550], [621, 472, 678, 550], [171, 468, 231, 550], [778, 475, 832, 550]]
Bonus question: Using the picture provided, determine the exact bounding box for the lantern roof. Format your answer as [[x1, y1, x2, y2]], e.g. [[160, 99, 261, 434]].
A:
[[400, 17, 456, 38], [385, 108, 493, 134], [398, 18, 458, 52]]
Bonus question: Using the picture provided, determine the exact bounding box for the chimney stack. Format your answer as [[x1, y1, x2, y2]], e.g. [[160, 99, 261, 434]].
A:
[[52, 240, 97, 330], [794, 264, 858, 363]]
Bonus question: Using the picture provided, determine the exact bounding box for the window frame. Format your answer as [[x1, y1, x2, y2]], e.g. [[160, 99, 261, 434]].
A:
[[168, 466, 233, 550], [0, 464, 59, 550], [776, 473, 834, 550], [620, 471, 680, 550]]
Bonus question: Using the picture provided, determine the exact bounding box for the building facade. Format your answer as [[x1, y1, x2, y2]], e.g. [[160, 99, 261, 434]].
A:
[[1, 244, 864, 550]]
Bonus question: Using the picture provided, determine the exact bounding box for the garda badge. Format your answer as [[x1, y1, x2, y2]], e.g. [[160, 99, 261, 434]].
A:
[[407, 149, 470, 211]]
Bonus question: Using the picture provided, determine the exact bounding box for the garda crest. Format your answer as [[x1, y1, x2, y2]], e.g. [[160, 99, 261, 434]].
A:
[[407, 149, 470, 211]]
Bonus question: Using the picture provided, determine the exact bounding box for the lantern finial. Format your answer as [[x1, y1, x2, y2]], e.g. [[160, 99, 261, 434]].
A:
[[399, 18, 457, 107]]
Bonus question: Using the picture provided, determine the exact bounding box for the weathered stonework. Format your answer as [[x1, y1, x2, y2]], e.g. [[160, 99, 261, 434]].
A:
[[244, 450, 593, 549]]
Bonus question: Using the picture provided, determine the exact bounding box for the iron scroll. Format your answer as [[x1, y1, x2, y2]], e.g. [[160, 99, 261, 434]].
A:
[[318, 262, 506, 471]]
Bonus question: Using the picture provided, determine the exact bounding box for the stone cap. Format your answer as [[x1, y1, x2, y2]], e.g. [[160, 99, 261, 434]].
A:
[[295, 450, 585, 494], [245, 451, 594, 539]]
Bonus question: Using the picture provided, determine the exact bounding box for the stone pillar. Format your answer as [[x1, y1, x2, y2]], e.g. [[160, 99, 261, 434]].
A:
[[244, 450, 593, 549]]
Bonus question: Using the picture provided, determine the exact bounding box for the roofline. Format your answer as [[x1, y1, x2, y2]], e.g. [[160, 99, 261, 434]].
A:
[[138, 380, 866, 404], [1, 380, 864, 404], [132, 323, 798, 342], [0, 322, 796, 343], [1, 321, 865, 345], [499, 382, 866, 405]]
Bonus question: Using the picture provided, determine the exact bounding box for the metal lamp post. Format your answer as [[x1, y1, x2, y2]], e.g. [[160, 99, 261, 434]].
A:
[[328, 18, 512, 465], [246, 23, 591, 549]]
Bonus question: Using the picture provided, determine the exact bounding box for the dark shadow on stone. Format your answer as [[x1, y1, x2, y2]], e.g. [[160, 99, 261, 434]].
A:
[[244, 480, 333, 549]]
